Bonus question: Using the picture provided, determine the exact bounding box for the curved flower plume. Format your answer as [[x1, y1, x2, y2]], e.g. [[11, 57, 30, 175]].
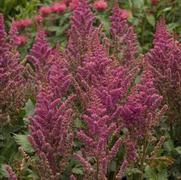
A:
[[28, 40, 74, 178], [28, 89, 75, 179], [27, 29, 52, 88], [153, 18, 172, 47], [146, 18, 181, 128], [0, 15, 26, 123], [66, 0, 95, 70], [48, 47, 72, 98], [4, 165, 17, 180], [0, 14, 6, 40], [8, 19, 28, 46], [119, 70, 164, 139], [75, 90, 129, 179], [95, 66, 139, 117], [76, 28, 111, 88], [75, 26, 139, 117], [0, 15, 9, 54], [9, 21, 19, 46], [110, 4, 138, 66]]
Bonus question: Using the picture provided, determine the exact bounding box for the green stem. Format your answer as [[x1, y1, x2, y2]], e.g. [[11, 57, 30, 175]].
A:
[[96, 158, 99, 180], [139, 137, 148, 180]]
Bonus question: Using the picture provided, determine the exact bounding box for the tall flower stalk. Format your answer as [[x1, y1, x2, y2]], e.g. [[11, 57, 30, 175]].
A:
[[0, 14, 26, 123], [110, 3, 138, 66], [146, 18, 181, 142]]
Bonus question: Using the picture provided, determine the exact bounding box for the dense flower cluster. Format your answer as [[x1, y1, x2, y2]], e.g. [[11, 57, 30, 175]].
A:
[[27, 27, 75, 178], [1, 0, 172, 179], [76, 91, 123, 179], [39, 1, 67, 17], [27, 30, 52, 88], [64, 1, 165, 179], [146, 19, 181, 132], [28, 89, 75, 178], [4, 165, 17, 180], [93, 0, 108, 11], [69, 0, 79, 10], [66, 0, 95, 70], [14, 19, 32, 30], [151, 0, 159, 6], [110, 4, 138, 66], [0, 15, 26, 123], [119, 69, 164, 139]]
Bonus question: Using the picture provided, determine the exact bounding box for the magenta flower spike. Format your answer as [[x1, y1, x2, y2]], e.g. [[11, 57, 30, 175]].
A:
[[110, 5, 138, 66], [66, 0, 95, 68], [119, 70, 163, 139], [0, 14, 26, 122], [75, 91, 122, 179], [146, 18, 181, 124], [4, 165, 17, 180], [29, 88, 75, 178], [27, 29, 53, 86]]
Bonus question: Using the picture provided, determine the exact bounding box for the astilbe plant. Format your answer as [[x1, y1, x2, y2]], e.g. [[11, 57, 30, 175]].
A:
[[28, 88, 75, 179], [26, 30, 73, 98], [75, 90, 125, 180], [146, 18, 181, 142], [27, 29, 52, 89], [66, 0, 95, 71], [74, 46, 165, 179], [0, 0, 172, 179], [66, 1, 167, 179], [73, 29, 129, 179], [119, 69, 164, 139], [47, 44, 73, 99], [3, 165, 17, 180], [118, 68, 169, 175], [110, 3, 138, 67], [0, 14, 26, 124], [27, 39, 75, 178]]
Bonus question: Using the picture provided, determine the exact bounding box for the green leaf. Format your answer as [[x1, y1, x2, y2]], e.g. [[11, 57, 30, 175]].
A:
[[168, 23, 180, 31], [145, 165, 157, 180], [132, 0, 144, 9], [146, 14, 155, 27], [72, 167, 83, 175], [163, 7, 172, 12], [126, 168, 142, 176], [109, 161, 117, 172], [135, 75, 141, 84], [164, 140, 174, 152], [24, 99, 35, 117], [14, 134, 34, 153], [145, 165, 168, 180], [74, 118, 84, 128], [175, 147, 181, 155], [0, 165, 9, 178], [157, 169, 168, 180]]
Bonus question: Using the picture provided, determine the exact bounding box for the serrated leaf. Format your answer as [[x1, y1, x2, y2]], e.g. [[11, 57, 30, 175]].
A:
[[14, 134, 34, 153]]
